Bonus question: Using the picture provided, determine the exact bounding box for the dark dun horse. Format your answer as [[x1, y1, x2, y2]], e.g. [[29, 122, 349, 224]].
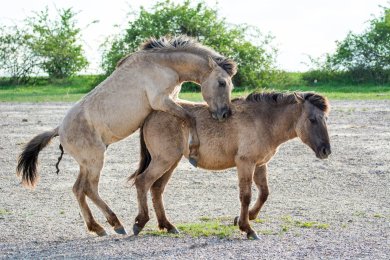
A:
[[130, 92, 331, 239], [16, 35, 237, 236]]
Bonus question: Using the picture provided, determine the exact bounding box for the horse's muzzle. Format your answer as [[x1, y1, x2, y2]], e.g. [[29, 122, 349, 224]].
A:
[[316, 143, 331, 159], [212, 107, 232, 122]]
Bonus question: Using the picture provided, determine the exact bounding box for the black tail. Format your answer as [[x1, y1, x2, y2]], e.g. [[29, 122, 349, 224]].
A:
[[16, 127, 59, 187], [55, 144, 64, 174], [128, 125, 151, 183]]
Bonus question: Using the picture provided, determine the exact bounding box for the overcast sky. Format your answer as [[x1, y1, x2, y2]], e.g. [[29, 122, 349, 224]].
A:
[[1, 0, 389, 72]]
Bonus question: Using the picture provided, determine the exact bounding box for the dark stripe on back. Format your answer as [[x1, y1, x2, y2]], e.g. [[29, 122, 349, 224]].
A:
[[242, 91, 329, 113]]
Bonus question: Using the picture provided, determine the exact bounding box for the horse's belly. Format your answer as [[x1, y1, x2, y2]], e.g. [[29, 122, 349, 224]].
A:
[[100, 108, 151, 144], [197, 158, 236, 170], [183, 141, 236, 170]]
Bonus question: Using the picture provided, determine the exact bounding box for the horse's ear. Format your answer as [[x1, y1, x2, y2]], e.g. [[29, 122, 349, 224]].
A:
[[294, 92, 305, 103], [208, 56, 218, 70]]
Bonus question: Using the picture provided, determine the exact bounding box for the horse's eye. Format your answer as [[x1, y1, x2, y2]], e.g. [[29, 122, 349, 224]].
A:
[[218, 80, 226, 88], [309, 118, 317, 124]]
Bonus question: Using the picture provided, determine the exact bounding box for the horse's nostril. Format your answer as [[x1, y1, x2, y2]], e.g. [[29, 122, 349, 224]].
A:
[[223, 108, 232, 119], [222, 111, 228, 119], [320, 145, 331, 157]]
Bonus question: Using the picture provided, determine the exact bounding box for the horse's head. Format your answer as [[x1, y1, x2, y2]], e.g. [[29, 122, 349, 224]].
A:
[[294, 93, 331, 159], [201, 57, 236, 121]]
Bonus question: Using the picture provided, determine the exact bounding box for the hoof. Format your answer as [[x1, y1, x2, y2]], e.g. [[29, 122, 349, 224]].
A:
[[167, 227, 180, 234], [114, 227, 127, 235], [189, 157, 198, 168], [133, 224, 143, 236], [233, 216, 239, 226], [247, 231, 260, 240], [96, 230, 108, 237]]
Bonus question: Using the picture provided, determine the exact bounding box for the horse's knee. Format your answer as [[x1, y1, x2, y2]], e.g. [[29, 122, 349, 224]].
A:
[[151, 186, 164, 198], [261, 187, 269, 201], [72, 181, 83, 199], [134, 174, 146, 189]]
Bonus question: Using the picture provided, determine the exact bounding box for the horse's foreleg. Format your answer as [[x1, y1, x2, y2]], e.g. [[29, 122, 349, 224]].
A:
[[150, 96, 199, 167], [151, 162, 179, 234], [235, 160, 259, 240], [249, 164, 269, 220]]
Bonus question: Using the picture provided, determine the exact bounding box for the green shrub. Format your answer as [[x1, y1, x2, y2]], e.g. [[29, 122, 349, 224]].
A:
[[102, 0, 277, 88]]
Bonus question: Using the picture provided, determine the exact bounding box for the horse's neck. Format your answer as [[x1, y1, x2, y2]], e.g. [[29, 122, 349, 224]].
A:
[[152, 52, 210, 83], [267, 104, 300, 145]]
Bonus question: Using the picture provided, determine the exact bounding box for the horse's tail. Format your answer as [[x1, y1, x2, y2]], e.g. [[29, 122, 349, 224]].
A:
[[16, 127, 60, 187], [128, 125, 151, 183]]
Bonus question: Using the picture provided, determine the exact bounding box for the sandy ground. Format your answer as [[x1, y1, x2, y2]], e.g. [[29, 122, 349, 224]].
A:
[[0, 100, 389, 259]]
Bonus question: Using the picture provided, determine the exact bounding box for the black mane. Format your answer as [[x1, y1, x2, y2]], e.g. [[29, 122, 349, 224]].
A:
[[241, 91, 330, 113], [139, 35, 237, 76]]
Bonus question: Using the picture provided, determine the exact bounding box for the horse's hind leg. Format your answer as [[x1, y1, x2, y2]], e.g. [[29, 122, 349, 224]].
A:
[[150, 161, 180, 234], [82, 164, 127, 235], [81, 150, 126, 235], [73, 167, 107, 236], [71, 144, 125, 236], [249, 164, 269, 220], [148, 96, 199, 167], [133, 159, 174, 235]]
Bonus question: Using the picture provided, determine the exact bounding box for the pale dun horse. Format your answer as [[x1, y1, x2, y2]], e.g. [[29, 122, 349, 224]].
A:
[[130, 92, 331, 240], [16, 35, 237, 236]]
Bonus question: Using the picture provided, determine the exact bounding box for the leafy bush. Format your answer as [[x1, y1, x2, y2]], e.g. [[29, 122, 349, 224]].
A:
[[102, 0, 277, 88], [26, 7, 88, 79], [303, 5, 390, 85], [0, 7, 88, 83], [0, 26, 39, 84]]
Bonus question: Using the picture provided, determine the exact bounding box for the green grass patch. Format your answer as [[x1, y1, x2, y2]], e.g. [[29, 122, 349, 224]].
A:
[[1, 75, 389, 102], [177, 221, 238, 238], [0, 209, 11, 215], [253, 218, 266, 224], [280, 215, 330, 231], [143, 218, 239, 239], [295, 221, 329, 229], [199, 216, 211, 222], [0, 75, 100, 102], [353, 211, 366, 217], [281, 224, 290, 232]]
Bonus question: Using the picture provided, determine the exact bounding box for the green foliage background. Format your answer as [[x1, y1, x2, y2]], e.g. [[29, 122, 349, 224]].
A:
[[27, 7, 88, 79], [0, 7, 88, 83], [102, 0, 278, 88], [1, 0, 390, 89], [303, 5, 390, 85]]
